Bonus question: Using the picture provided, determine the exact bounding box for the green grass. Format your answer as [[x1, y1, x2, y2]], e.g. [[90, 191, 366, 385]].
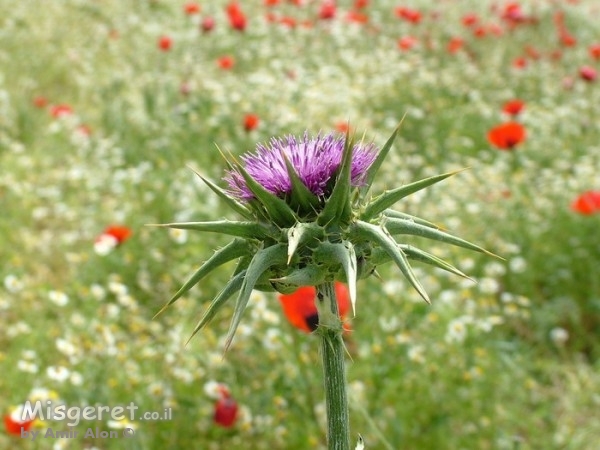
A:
[[1, 0, 600, 449]]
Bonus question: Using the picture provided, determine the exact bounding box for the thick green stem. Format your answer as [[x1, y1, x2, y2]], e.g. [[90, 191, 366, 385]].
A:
[[315, 282, 350, 450]]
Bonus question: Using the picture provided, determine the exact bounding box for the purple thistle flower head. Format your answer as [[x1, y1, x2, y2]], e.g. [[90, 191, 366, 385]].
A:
[[224, 133, 378, 202]]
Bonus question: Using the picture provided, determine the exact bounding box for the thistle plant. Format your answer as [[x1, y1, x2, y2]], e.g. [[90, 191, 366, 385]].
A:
[[154, 128, 495, 450]]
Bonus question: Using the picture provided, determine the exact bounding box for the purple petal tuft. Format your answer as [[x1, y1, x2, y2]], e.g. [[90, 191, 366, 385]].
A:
[[224, 133, 378, 202]]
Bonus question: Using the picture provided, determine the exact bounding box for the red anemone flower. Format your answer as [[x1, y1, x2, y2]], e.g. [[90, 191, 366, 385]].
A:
[[571, 191, 600, 215], [502, 99, 525, 116], [487, 122, 526, 150], [278, 283, 350, 333]]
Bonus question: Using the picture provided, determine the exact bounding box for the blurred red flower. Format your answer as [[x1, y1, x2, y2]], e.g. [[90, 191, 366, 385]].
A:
[[214, 397, 238, 427], [398, 35, 418, 51], [33, 96, 48, 108], [104, 225, 132, 244], [278, 283, 350, 333], [50, 104, 73, 118], [502, 99, 525, 116], [217, 55, 235, 70], [319, 1, 336, 20], [579, 66, 597, 82], [183, 2, 201, 15], [462, 13, 479, 27], [447, 37, 464, 54], [395, 7, 421, 24], [201, 16, 215, 33], [226, 2, 247, 31], [571, 191, 600, 215], [487, 122, 526, 150], [346, 10, 368, 24], [243, 114, 260, 132], [4, 411, 33, 436], [158, 35, 172, 51], [589, 43, 600, 60], [512, 56, 528, 69], [354, 0, 368, 9]]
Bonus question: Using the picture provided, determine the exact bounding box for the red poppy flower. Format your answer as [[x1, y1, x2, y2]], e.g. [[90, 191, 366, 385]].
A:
[[265, 0, 280, 5], [201, 16, 215, 33], [354, 0, 368, 9], [559, 31, 577, 47], [33, 96, 48, 108], [50, 104, 73, 118], [446, 37, 464, 54], [226, 2, 247, 31], [243, 114, 260, 132], [502, 99, 525, 116], [183, 2, 201, 15], [278, 283, 350, 333], [158, 35, 172, 51], [319, 1, 336, 20], [487, 122, 526, 150], [217, 55, 235, 70], [461, 13, 479, 27], [346, 10, 368, 24], [395, 7, 421, 24], [214, 396, 238, 427], [512, 56, 528, 69], [334, 121, 350, 133], [398, 35, 418, 51], [571, 191, 600, 215], [579, 66, 597, 82], [4, 411, 34, 436], [589, 44, 600, 60], [103, 225, 132, 244]]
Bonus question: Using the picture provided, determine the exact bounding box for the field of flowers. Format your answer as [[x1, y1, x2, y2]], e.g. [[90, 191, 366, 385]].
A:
[[2, 0, 600, 449]]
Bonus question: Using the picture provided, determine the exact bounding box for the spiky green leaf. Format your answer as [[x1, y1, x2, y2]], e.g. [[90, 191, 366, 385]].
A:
[[361, 169, 464, 221], [281, 152, 321, 214], [362, 124, 401, 196], [224, 244, 288, 351], [351, 221, 430, 303], [154, 239, 252, 318], [382, 209, 440, 229], [384, 217, 499, 257], [149, 220, 274, 240], [399, 245, 473, 280], [287, 222, 324, 264], [270, 265, 327, 288], [318, 133, 354, 226], [190, 168, 254, 220], [235, 163, 297, 227], [185, 270, 245, 345], [314, 241, 358, 314]]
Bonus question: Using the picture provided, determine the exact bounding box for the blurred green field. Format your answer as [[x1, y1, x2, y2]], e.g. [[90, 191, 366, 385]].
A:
[[1, 0, 600, 449]]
